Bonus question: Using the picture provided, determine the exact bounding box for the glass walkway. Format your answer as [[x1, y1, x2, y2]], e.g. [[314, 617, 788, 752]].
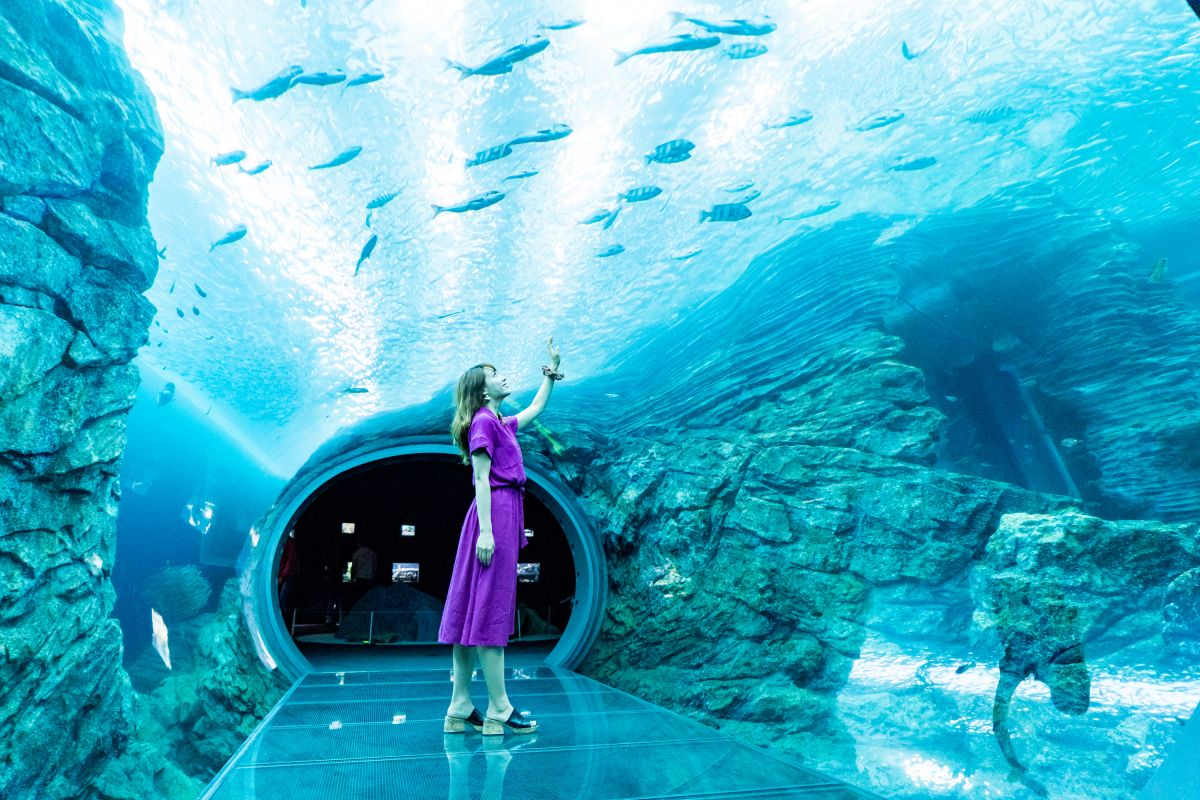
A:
[[200, 665, 884, 799]]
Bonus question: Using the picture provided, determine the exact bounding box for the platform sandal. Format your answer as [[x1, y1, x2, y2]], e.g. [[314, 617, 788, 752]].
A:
[[482, 707, 538, 736], [443, 707, 486, 733]]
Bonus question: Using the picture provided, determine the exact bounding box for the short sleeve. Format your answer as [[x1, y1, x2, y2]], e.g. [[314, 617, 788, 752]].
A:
[[506, 415, 519, 434], [468, 414, 498, 459]]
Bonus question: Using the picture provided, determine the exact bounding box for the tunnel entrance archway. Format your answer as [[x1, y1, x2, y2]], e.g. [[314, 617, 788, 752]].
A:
[[255, 439, 606, 681]]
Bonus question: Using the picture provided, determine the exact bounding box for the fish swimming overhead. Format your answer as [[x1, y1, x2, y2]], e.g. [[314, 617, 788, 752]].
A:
[[293, 70, 347, 86], [345, 70, 385, 87], [507, 124, 572, 146], [855, 110, 905, 131], [231, 65, 304, 102], [466, 144, 514, 167], [539, 18, 585, 30], [309, 146, 363, 170], [668, 12, 777, 36], [580, 208, 615, 224], [505, 170, 539, 180], [965, 105, 1016, 124], [158, 382, 175, 405], [211, 150, 246, 166], [432, 190, 505, 217], [764, 111, 814, 129], [238, 160, 272, 175], [699, 202, 751, 222], [445, 36, 550, 78], [619, 185, 663, 203], [777, 200, 841, 221], [725, 42, 768, 60], [645, 138, 695, 164], [367, 190, 401, 210], [673, 248, 702, 260], [597, 244, 625, 258], [886, 155, 937, 171], [355, 234, 378, 276], [194, 283, 207, 297], [614, 33, 721, 66], [209, 224, 247, 251]]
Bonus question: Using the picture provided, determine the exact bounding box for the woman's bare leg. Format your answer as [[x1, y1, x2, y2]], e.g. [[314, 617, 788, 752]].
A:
[[476, 645, 514, 719], [446, 643, 476, 716]]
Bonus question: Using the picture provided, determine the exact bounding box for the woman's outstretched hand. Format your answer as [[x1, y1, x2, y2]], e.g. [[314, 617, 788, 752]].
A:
[[548, 336, 561, 370]]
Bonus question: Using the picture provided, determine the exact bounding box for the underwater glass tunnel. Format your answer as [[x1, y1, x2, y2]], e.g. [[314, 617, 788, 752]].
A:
[[2, 0, 1200, 798]]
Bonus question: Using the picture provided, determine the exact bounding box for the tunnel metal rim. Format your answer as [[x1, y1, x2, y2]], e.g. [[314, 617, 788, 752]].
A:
[[258, 436, 607, 681]]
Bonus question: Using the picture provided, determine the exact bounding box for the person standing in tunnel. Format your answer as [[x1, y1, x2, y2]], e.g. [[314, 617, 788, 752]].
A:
[[440, 337, 563, 736]]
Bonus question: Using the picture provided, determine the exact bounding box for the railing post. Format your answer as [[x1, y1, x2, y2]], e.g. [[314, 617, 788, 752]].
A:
[[367, 611, 374, 644]]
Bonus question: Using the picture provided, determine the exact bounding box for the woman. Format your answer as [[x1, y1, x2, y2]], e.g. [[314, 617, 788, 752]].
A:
[[439, 337, 563, 736]]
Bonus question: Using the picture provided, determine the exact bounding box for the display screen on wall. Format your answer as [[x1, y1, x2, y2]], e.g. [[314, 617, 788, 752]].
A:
[[343, 561, 353, 582], [523, 528, 534, 539], [341, 522, 355, 534], [517, 562, 539, 583], [393, 562, 419, 583], [401, 524, 415, 537]]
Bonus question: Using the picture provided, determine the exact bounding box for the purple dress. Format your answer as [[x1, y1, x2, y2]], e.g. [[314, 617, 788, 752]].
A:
[[438, 407, 529, 647]]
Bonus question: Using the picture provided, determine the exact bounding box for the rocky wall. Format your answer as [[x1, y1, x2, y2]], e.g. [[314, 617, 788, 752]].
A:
[[0, 1, 174, 797]]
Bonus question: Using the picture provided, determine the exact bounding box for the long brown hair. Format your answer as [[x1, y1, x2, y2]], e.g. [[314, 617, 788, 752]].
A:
[[451, 363, 496, 465]]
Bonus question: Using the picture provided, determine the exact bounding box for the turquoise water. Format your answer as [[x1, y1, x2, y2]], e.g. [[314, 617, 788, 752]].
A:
[[96, 1, 1200, 798]]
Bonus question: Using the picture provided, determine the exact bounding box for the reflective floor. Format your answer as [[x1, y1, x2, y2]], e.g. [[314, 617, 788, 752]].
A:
[[202, 666, 884, 799]]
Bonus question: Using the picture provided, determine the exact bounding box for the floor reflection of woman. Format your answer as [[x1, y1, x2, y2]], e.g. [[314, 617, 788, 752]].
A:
[[439, 338, 563, 736]]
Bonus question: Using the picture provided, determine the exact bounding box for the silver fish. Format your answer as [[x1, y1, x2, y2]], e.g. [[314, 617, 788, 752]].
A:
[[238, 160, 272, 175], [725, 42, 768, 60], [614, 33, 720, 66], [309, 146, 362, 170], [467, 144, 513, 167], [194, 283, 207, 297], [699, 203, 751, 222], [855, 110, 905, 131], [445, 36, 549, 78], [508, 124, 572, 146], [645, 139, 695, 164], [293, 70, 347, 86], [764, 111, 814, 129], [505, 170, 539, 180], [580, 209, 615, 224], [597, 244, 625, 258], [668, 12, 776, 36], [211, 150, 246, 166], [887, 155, 937, 171], [965, 105, 1016, 124], [209, 224, 247, 251], [777, 200, 841, 221], [432, 190, 505, 217], [539, 19, 586, 30], [231, 65, 303, 102], [345, 70, 385, 87], [619, 185, 662, 203], [355, 234, 378, 276]]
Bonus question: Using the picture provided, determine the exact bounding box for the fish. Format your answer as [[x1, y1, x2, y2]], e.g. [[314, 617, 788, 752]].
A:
[[597, 245, 625, 258], [777, 200, 841, 221], [901, 41, 925, 59], [175, 308, 184, 318], [343, 387, 369, 394], [355, 234, 378, 276], [735, 189, 761, 204], [431, 190, 505, 217], [965, 105, 1016, 124], [724, 181, 754, 192], [211, 150, 246, 166], [580, 208, 615, 224], [855, 110, 905, 131], [954, 663, 972, 674], [673, 248, 702, 260], [437, 310, 464, 319], [539, 19, 585, 30], [619, 185, 663, 203], [195, 283, 207, 297], [1150, 257, 1167, 281], [292, 70, 347, 86], [667, 12, 777, 36], [367, 190, 401, 209], [231, 65, 304, 103], [445, 36, 550, 78], [344, 70, 385, 87], [168, 281, 174, 293], [508, 123, 573, 145], [238, 160, 272, 175], [764, 111, 814, 129], [614, 33, 721, 66], [700, 203, 752, 222], [157, 246, 167, 260], [467, 144, 514, 167], [309, 146, 362, 170], [209, 224, 247, 251], [505, 170, 539, 180], [192, 305, 200, 315], [602, 206, 621, 229], [645, 138, 695, 164], [151, 608, 172, 669], [725, 42, 768, 60], [886, 155, 937, 171], [158, 382, 175, 405], [1060, 437, 1081, 449]]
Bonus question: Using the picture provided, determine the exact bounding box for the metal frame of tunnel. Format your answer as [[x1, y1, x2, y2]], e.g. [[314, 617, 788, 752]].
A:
[[255, 436, 607, 681]]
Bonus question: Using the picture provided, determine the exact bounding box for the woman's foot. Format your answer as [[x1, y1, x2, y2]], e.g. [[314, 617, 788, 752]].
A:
[[447, 702, 477, 719]]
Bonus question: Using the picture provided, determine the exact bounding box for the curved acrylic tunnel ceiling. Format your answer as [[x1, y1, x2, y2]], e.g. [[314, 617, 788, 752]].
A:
[[236, 393, 605, 680]]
